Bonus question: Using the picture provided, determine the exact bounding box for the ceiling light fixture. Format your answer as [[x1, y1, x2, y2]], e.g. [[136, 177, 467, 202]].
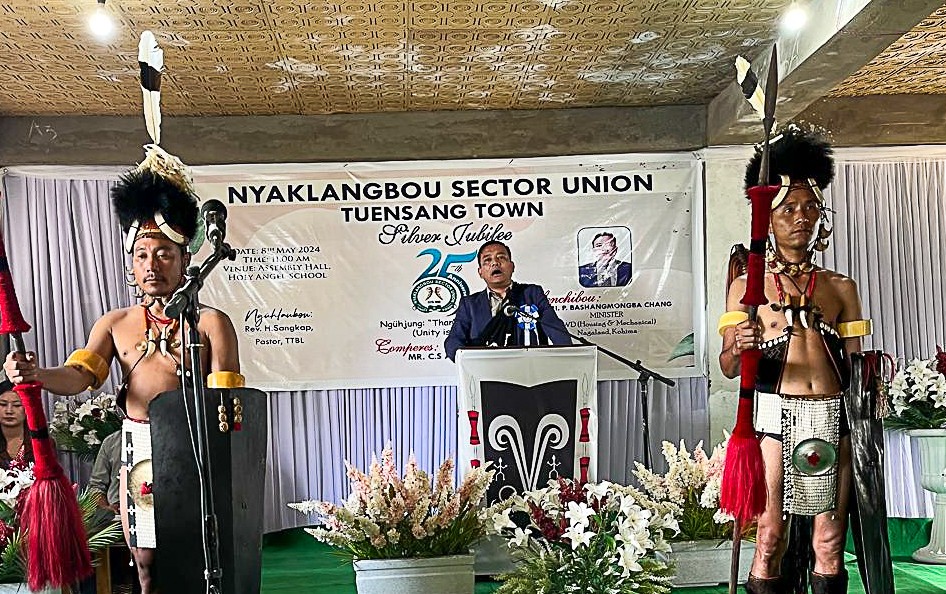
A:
[[780, 2, 809, 33], [89, 0, 115, 42]]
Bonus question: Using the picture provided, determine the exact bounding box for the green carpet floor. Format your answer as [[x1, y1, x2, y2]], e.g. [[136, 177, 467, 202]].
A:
[[261, 518, 946, 593]]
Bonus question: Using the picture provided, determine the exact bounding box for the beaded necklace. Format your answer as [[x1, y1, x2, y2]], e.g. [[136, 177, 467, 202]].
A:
[[765, 241, 816, 276]]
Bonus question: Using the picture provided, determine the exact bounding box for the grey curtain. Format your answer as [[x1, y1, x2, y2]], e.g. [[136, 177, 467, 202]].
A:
[[1, 173, 132, 380], [823, 156, 946, 516], [824, 159, 946, 356], [1, 173, 131, 482], [265, 379, 710, 532], [5, 153, 944, 522]]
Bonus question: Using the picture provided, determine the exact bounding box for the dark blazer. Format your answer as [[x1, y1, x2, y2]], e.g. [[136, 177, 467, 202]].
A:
[[444, 283, 572, 361], [578, 260, 631, 288]]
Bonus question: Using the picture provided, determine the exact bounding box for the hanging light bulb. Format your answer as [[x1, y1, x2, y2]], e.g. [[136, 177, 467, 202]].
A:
[[89, 0, 115, 41], [780, 2, 809, 33]]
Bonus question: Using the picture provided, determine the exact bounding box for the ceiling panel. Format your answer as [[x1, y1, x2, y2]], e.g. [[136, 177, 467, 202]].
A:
[[829, 5, 946, 97], [3, 0, 946, 119], [0, 0, 793, 116]]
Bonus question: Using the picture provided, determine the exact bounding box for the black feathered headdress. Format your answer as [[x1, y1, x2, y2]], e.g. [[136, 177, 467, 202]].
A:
[[745, 123, 836, 264], [111, 164, 199, 253], [744, 122, 834, 208]]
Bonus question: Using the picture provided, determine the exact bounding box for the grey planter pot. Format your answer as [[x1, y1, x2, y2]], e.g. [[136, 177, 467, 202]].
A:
[[474, 535, 517, 576], [353, 554, 475, 594], [0, 585, 56, 594], [907, 428, 946, 564], [670, 539, 755, 587]]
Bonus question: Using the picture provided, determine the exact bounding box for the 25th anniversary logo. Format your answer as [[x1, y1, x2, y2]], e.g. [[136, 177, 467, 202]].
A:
[[411, 248, 477, 314]]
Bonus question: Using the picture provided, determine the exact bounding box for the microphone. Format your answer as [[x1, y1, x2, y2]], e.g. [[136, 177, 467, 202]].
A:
[[503, 303, 540, 321], [503, 303, 541, 347], [201, 199, 228, 248], [164, 265, 201, 320]]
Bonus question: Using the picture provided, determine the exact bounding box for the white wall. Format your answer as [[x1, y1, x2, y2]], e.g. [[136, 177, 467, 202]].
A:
[[700, 146, 754, 442]]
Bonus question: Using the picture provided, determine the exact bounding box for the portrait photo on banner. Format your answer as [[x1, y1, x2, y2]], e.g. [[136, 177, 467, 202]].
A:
[[576, 226, 633, 289]]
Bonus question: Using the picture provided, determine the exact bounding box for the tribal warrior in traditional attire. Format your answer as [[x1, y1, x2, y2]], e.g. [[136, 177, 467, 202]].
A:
[[3, 148, 242, 593], [718, 125, 892, 594]]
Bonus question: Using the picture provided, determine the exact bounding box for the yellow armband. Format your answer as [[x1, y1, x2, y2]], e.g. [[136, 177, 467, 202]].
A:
[[207, 371, 245, 389], [717, 311, 749, 336], [837, 319, 872, 339], [64, 349, 109, 390]]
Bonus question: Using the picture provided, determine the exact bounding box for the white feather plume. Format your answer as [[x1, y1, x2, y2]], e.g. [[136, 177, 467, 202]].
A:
[[735, 55, 765, 120], [138, 31, 163, 145]]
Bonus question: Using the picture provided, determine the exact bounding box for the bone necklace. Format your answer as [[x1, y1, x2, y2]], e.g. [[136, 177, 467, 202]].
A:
[[771, 270, 819, 331], [136, 304, 180, 358]]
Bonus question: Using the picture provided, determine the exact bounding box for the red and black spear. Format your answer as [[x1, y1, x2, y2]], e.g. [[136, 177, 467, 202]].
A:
[[720, 45, 781, 594], [0, 235, 92, 590]]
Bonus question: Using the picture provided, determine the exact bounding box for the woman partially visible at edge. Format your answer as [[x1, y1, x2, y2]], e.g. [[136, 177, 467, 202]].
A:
[[0, 379, 33, 471]]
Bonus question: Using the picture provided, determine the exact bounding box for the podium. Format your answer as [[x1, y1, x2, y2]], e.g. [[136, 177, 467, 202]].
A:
[[457, 346, 597, 575], [149, 387, 268, 592], [456, 345, 598, 503]]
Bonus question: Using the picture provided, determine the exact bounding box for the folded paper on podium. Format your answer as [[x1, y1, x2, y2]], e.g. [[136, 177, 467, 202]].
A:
[[149, 387, 267, 592]]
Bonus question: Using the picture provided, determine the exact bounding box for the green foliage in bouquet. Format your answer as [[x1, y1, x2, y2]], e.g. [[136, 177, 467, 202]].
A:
[[885, 348, 946, 430], [487, 479, 677, 594], [50, 392, 122, 461], [289, 445, 494, 559], [0, 466, 123, 583]]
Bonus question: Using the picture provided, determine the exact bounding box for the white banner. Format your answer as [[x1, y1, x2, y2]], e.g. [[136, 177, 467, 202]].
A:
[[193, 154, 705, 390]]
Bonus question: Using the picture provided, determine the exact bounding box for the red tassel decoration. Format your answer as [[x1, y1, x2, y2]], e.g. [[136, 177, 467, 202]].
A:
[[0, 237, 92, 589], [0, 242, 30, 335], [719, 351, 767, 521], [16, 382, 93, 590], [719, 184, 781, 523]]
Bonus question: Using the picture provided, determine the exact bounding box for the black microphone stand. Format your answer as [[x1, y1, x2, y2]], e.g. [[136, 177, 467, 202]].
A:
[[513, 308, 674, 470], [166, 240, 236, 594]]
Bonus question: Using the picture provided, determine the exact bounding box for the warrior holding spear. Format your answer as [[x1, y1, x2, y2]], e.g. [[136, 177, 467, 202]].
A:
[[719, 55, 892, 594]]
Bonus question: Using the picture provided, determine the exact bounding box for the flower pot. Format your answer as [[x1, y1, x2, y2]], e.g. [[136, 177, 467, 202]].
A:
[[908, 428, 946, 564], [473, 535, 517, 576], [353, 554, 474, 594], [669, 539, 755, 587], [0, 584, 57, 594]]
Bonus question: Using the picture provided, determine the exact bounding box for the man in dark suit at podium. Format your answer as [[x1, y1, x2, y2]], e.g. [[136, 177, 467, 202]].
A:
[[445, 241, 571, 361]]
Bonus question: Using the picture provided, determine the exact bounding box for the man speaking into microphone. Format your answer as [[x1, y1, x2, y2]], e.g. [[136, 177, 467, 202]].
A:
[[444, 241, 571, 361], [164, 199, 236, 320], [4, 169, 242, 593]]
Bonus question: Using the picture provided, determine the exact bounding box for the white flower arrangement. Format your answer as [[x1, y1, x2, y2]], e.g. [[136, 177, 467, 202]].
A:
[[886, 348, 946, 430], [50, 392, 122, 461], [0, 463, 124, 583], [486, 478, 678, 594], [289, 444, 494, 559], [0, 466, 34, 505], [633, 439, 737, 541]]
